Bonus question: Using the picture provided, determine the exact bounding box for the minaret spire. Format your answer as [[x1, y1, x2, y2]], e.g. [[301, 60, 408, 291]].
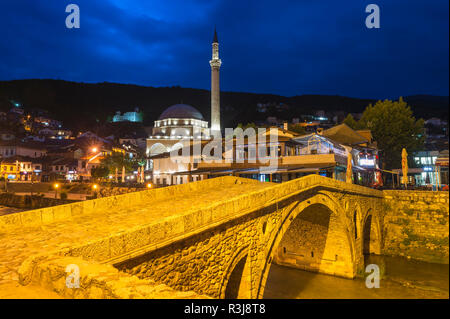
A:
[[210, 28, 221, 135], [213, 27, 218, 43]]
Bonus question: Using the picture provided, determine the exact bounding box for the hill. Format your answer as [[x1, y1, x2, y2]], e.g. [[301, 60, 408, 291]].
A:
[[0, 79, 447, 132]]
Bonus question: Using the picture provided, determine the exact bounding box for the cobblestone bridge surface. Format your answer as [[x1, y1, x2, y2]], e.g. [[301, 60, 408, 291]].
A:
[[0, 178, 271, 298]]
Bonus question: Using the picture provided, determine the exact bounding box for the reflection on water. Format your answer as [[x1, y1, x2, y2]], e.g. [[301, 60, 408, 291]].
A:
[[263, 255, 449, 299]]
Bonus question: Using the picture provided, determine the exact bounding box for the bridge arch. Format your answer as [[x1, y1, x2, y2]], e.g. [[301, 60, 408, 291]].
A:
[[362, 209, 382, 256], [256, 193, 355, 299], [220, 246, 251, 299]]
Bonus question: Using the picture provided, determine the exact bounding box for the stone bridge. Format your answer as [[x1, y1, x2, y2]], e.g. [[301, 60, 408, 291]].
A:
[[0, 175, 385, 299]]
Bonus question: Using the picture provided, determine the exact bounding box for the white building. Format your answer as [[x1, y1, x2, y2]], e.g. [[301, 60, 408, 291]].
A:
[[0, 140, 47, 158]]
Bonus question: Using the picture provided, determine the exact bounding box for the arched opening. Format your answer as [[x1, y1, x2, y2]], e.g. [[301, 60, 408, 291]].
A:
[[362, 213, 381, 266], [149, 143, 167, 156], [224, 254, 248, 299], [363, 215, 372, 255], [263, 202, 354, 298]]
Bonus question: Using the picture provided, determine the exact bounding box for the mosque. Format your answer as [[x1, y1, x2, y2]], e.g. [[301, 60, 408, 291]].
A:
[[146, 29, 222, 157]]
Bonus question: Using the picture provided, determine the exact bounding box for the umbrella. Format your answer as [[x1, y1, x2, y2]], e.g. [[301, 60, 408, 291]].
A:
[[139, 166, 143, 183], [115, 167, 118, 183], [346, 151, 353, 183], [376, 170, 383, 187], [401, 148, 408, 189]]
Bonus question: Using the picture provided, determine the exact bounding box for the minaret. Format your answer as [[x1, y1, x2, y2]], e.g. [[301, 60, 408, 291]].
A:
[[209, 28, 222, 135]]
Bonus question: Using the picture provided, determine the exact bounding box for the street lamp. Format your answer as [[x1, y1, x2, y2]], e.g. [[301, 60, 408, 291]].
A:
[[54, 183, 59, 199], [91, 183, 100, 199], [146, 183, 153, 189]]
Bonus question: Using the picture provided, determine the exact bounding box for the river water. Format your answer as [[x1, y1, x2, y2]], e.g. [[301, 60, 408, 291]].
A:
[[263, 255, 449, 299]]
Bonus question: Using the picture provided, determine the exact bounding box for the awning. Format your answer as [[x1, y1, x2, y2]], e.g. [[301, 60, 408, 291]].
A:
[[285, 168, 320, 173], [435, 159, 449, 167]]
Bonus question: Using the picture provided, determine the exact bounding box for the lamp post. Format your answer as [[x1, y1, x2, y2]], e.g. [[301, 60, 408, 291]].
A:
[[92, 184, 99, 198], [54, 183, 59, 199]]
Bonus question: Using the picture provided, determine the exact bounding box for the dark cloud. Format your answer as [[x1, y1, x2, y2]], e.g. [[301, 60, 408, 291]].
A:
[[0, 0, 448, 98]]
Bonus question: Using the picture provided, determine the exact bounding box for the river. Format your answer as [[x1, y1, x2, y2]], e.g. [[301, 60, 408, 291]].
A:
[[263, 255, 449, 299]]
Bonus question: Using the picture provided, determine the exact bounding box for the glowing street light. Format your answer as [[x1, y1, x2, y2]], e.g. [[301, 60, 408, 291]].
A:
[[91, 147, 98, 153], [92, 184, 99, 191], [146, 183, 153, 189], [54, 183, 59, 198]]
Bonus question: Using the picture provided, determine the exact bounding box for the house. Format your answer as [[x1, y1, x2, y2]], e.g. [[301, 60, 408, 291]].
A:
[[0, 155, 43, 182], [49, 157, 80, 181], [0, 140, 47, 158]]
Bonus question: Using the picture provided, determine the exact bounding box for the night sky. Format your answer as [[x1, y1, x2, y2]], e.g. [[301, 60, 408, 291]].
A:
[[0, 0, 448, 99]]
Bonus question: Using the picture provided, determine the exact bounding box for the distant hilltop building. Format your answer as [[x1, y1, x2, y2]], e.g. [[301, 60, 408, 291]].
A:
[[112, 107, 143, 123]]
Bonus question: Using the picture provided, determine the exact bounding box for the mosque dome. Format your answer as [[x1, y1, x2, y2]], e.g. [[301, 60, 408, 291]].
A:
[[158, 104, 204, 121]]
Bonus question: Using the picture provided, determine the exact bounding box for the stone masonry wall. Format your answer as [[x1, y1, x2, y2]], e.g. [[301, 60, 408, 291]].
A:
[[115, 206, 273, 298], [18, 254, 208, 299], [0, 193, 76, 209], [383, 191, 449, 264]]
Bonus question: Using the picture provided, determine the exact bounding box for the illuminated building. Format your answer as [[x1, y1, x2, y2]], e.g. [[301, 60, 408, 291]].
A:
[[112, 108, 143, 123], [146, 29, 221, 160]]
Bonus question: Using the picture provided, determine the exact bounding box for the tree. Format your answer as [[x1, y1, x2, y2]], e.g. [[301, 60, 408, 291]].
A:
[[357, 97, 425, 169], [91, 166, 109, 179], [343, 114, 358, 129], [99, 152, 135, 175], [288, 124, 306, 135]]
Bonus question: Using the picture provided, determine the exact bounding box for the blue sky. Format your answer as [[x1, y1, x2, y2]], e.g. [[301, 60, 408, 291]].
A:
[[0, 0, 448, 98]]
